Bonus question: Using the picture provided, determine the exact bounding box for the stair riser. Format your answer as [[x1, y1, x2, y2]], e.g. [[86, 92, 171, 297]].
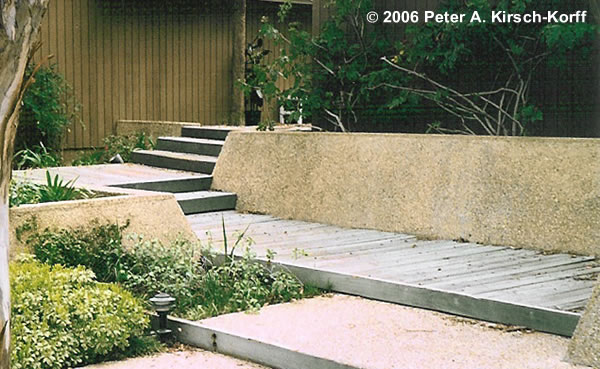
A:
[[156, 139, 222, 157], [178, 195, 237, 215], [181, 127, 230, 140], [113, 177, 212, 193], [131, 152, 215, 174]]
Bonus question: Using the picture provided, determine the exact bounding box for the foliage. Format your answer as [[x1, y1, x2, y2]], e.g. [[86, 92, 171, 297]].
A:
[[9, 180, 41, 208], [10, 258, 149, 369], [186, 247, 305, 320], [119, 235, 209, 315], [246, 0, 597, 135], [71, 132, 155, 166], [242, 0, 405, 132], [29, 221, 130, 282], [17, 64, 82, 155], [103, 132, 156, 163], [38, 171, 91, 203], [14, 143, 61, 170], [382, 0, 598, 135], [9, 171, 92, 207], [71, 150, 106, 166], [24, 219, 317, 321]]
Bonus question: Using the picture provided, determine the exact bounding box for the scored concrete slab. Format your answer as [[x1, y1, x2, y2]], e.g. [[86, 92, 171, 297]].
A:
[[79, 349, 269, 369], [198, 294, 590, 369]]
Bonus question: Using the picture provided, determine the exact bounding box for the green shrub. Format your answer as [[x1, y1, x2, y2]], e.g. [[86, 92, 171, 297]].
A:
[[37, 171, 91, 203], [120, 235, 208, 314], [71, 149, 105, 166], [30, 221, 129, 282], [17, 64, 81, 157], [25, 220, 318, 320], [10, 259, 149, 369]]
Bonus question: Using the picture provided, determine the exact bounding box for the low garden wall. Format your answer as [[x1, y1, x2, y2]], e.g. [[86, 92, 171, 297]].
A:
[[116, 119, 202, 138], [9, 192, 197, 260], [212, 132, 600, 256]]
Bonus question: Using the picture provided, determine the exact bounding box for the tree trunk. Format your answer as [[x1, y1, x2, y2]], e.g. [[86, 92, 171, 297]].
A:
[[0, 1, 50, 368], [231, 0, 246, 126]]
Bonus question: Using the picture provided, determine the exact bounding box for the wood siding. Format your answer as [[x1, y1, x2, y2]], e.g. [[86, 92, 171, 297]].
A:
[[36, 0, 311, 149]]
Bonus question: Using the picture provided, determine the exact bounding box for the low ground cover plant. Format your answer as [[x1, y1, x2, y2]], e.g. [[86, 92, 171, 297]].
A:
[[10, 257, 152, 369]]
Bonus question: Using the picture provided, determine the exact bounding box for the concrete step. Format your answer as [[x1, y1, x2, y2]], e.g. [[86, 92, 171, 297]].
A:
[[174, 191, 237, 215], [156, 136, 224, 157], [181, 126, 233, 141], [111, 175, 212, 193], [131, 150, 217, 174]]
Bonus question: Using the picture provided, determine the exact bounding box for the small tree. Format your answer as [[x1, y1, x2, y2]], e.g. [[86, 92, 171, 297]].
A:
[[1, 1, 50, 367], [379, 0, 598, 135], [242, 0, 404, 132]]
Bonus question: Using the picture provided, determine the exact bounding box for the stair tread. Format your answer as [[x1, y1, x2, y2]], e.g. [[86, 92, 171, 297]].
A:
[[158, 136, 225, 146], [134, 150, 218, 163], [182, 126, 234, 132], [175, 191, 236, 201]]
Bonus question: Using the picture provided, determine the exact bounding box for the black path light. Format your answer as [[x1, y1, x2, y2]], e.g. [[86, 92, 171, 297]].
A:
[[149, 292, 176, 342]]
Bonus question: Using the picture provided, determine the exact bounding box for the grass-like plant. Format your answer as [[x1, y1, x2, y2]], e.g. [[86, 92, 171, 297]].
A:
[[14, 142, 61, 170], [9, 171, 92, 207]]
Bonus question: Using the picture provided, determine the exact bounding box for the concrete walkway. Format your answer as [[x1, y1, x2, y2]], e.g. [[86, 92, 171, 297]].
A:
[[81, 349, 269, 369], [196, 294, 590, 369]]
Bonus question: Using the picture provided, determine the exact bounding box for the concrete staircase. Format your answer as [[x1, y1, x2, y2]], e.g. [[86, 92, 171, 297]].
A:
[[129, 126, 237, 215]]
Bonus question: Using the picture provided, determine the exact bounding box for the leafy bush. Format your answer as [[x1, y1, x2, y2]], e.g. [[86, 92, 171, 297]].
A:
[[29, 221, 129, 282], [383, 0, 598, 135], [71, 149, 106, 166], [17, 64, 81, 156], [25, 220, 317, 320], [119, 235, 208, 314], [244, 0, 408, 132], [9, 171, 92, 207], [10, 258, 149, 369]]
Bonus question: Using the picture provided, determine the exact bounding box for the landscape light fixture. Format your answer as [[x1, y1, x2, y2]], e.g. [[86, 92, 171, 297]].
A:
[[149, 292, 176, 342]]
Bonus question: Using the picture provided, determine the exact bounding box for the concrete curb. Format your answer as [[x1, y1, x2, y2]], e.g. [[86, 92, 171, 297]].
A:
[[164, 316, 361, 369]]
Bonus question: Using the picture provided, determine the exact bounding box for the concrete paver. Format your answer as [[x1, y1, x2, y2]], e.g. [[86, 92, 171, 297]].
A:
[[199, 294, 592, 369], [80, 349, 269, 369]]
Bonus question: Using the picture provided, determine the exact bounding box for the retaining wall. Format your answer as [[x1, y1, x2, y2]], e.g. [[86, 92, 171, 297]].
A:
[[212, 132, 600, 256], [9, 192, 197, 260]]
